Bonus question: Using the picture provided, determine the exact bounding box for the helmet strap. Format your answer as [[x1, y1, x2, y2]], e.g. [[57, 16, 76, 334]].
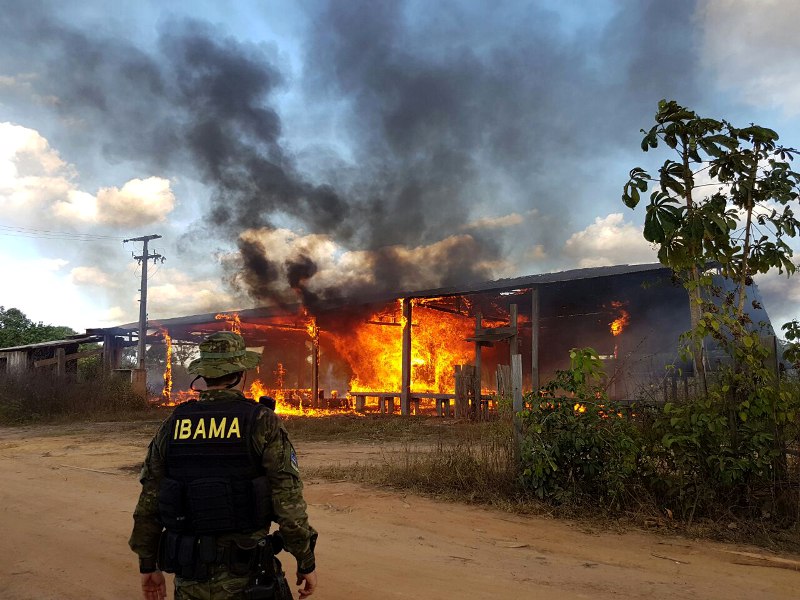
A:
[[189, 375, 203, 391], [225, 372, 243, 389]]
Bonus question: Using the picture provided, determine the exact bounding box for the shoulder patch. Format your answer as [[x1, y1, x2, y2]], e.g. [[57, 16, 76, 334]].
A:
[[290, 447, 299, 473]]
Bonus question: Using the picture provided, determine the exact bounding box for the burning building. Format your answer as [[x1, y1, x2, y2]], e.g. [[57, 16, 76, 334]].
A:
[[84, 262, 774, 415]]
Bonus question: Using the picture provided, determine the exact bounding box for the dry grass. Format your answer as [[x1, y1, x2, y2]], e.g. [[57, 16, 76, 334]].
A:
[[283, 414, 487, 443], [0, 372, 152, 424], [305, 418, 529, 509], [300, 416, 800, 553]]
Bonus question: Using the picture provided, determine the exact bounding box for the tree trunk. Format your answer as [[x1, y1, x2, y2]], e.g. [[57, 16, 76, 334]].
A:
[[737, 141, 760, 318], [688, 266, 708, 396]]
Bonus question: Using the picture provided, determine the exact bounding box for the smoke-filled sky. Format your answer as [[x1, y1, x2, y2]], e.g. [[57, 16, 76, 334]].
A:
[[1, 0, 799, 332]]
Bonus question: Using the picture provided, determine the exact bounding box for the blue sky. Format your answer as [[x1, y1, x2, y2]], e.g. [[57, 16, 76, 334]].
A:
[[1, 0, 799, 332]]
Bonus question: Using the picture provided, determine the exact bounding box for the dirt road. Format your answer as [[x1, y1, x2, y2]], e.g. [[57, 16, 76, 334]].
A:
[[0, 422, 797, 599]]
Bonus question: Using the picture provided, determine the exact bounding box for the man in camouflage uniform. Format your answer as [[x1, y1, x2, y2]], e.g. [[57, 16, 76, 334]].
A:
[[129, 331, 318, 599]]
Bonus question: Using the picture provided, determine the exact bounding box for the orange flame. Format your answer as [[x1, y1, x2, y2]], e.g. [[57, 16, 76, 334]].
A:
[[303, 309, 319, 340], [215, 312, 242, 334], [331, 304, 474, 393], [159, 300, 479, 416], [161, 328, 172, 402], [274, 362, 286, 389], [246, 379, 347, 417], [609, 301, 629, 337]]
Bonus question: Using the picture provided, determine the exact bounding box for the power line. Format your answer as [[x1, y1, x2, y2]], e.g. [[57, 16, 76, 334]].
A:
[[0, 224, 126, 242]]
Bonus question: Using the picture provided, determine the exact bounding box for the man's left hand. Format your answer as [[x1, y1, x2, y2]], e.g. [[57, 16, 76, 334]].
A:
[[297, 570, 317, 598], [141, 571, 167, 600]]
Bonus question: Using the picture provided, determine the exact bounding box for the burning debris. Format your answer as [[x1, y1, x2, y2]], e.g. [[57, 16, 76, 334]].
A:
[[161, 328, 173, 403], [215, 312, 242, 334], [609, 301, 630, 337]]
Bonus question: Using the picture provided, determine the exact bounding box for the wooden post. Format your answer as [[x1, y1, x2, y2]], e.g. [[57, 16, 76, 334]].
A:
[[531, 288, 540, 395], [511, 354, 523, 413], [509, 304, 518, 358], [455, 364, 473, 418], [454, 365, 462, 416], [511, 353, 524, 465], [310, 334, 319, 408], [474, 312, 482, 419], [103, 335, 113, 372], [56, 347, 66, 378], [8, 351, 29, 373], [400, 298, 412, 415]]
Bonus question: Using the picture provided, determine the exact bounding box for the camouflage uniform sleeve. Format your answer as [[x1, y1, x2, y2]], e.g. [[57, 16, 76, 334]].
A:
[[256, 409, 317, 573], [128, 421, 169, 567]]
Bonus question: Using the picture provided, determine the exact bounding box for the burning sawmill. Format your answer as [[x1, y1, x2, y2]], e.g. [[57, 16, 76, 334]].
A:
[[88, 263, 775, 417]]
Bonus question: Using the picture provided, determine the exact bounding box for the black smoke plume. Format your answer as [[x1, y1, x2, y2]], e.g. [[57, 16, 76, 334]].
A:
[[0, 0, 701, 311]]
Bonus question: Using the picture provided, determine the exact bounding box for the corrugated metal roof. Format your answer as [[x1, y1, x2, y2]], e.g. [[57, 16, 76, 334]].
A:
[[0, 335, 102, 353], [400, 262, 667, 298], [105, 262, 668, 333]]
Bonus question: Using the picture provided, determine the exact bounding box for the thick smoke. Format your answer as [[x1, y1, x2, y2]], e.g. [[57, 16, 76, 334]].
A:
[[0, 0, 701, 311]]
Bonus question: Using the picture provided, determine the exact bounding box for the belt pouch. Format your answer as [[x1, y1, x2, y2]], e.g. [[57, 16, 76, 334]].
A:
[[178, 535, 196, 568], [198, 535, 217, 563], [229, 538, 258, 576], [157, 531, 180, 573], [158, 478, 187, 531]]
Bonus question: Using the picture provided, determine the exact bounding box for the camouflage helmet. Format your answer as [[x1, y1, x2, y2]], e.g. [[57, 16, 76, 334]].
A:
[[187, 331, 261, 378]]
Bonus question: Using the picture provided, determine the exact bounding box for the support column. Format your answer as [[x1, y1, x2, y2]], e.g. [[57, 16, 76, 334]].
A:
[[56, 347, 66, 378], [509, 304, 518, 358], [103, 335, 123, 373], [8, 351, 29, 373], [474, 312, 483, 418], [400, 298, 412, 415], [511, 353, 524, 465], [310, 333, 320, 409], [531, 288, 540, 394]]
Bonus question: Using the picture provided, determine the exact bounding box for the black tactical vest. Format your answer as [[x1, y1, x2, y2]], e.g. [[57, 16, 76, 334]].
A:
[[159, 398, 272, 535]]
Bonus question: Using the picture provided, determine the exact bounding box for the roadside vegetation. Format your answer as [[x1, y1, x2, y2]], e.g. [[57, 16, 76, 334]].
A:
[[0, 372, 151, 424], [311, 100, 800, 552], [307, 349, 800, 552]]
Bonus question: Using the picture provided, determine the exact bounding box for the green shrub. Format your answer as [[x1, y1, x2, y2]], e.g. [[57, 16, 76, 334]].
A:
[[518, 348, 641, 507]]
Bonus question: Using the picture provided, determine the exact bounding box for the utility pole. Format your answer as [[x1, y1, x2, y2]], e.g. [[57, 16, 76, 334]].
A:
[[123, 235, 165, 370]]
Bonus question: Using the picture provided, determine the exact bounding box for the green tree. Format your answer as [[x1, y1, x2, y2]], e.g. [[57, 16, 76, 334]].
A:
[[622, 100, 800, 388], [0, 306, 77, 348], [623, 101, 800, 508], [783, 319, 800, 367]]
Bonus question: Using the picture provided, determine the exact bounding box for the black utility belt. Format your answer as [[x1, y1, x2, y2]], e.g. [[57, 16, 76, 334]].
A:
[[157, 531, 283, 582], [158, 475, 272, 535]]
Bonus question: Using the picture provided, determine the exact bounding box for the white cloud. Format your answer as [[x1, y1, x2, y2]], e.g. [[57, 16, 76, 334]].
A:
[[100, 306, 127, 324], [699, 0, 800, 115], [0, 122, 175, 227], [70, 265, 117, 288], [96, 177, 175, 226], [754, 269, 800, 329], [0, 253, 86, 330], [563, 213, 657, 268], [147, 268, 238, 319], [54, 176, 175, 226]]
